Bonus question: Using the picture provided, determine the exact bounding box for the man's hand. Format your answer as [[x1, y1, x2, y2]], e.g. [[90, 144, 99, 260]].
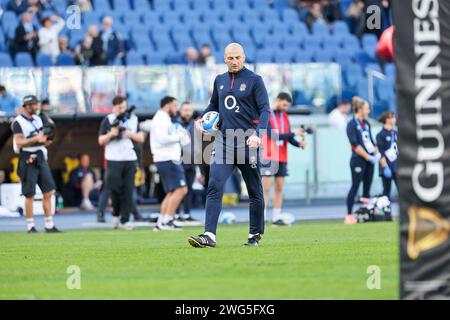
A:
[[35, 131, 47, 144], [122, 130, 134, 139], [247, 135, 261, 149], [295, 128, 305, 137], [299, 140, 306, 149], [195, 119, 210, 136], [109, 127, 120, 137]]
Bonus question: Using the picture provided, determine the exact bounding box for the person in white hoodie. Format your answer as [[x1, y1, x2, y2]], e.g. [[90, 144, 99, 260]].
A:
[[150, 96, 190, 231], [38, 15, 65, 63]]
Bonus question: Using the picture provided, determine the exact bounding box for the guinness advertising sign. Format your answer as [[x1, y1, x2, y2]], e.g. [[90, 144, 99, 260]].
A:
[[394, 0, 450, 299]]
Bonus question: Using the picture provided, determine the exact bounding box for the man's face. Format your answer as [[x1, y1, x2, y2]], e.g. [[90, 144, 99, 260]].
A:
[[23, 13, 32, 23], [80, 154, 90, 168], [275, 99, 290, 112], [25, 102, 39, 114], [180, 103, 193, 121], [0, 90, 6, 97], [88, 26, 99, 37], [103, 19, 112, 31], [340, 102, 351, 114], [224, 47, 245, 73], [168, 100, 178, 118], [114, 101, 127, 114]]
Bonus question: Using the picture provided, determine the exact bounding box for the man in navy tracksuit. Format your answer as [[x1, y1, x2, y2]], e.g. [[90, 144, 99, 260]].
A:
[[188, 43, 270, 248]]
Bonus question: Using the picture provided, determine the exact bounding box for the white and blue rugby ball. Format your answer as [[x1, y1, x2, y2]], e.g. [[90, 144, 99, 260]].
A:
[[202, 111, 220, 134]]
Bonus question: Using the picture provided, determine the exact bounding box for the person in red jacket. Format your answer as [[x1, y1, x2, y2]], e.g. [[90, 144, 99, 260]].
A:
[[261, 92, 306, 226]]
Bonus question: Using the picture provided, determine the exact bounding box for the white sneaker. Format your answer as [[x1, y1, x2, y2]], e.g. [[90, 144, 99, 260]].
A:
[[111, 216, 120, 229], [118, 222, 135, 230], [80, 199, 95, 210]]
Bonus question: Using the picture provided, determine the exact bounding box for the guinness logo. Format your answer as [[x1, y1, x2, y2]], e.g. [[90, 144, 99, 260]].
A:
[[407, 206, 450, 260]]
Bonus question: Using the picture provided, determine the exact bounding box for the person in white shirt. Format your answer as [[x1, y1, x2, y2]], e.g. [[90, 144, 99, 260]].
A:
[[38, 15, 65, 63], [150, 96, 190, 231], [328, 100, 351, 129]]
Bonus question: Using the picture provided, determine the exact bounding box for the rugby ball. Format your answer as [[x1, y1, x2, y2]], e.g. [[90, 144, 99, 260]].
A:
[[279, 213, 296, 226], [201, 111, 220, 134], [220, 212, 236, 224]]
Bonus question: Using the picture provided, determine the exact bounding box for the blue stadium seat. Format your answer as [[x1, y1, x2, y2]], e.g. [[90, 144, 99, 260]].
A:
[[342, 35, 360, 51], [175, 37, 194, 51], [1, 11, 17, 30], [146, 51, 168, 65], [192, 30, 212, 47], [83, 12, 101, 26], [321, 35, 342, 50], [192, 0, 210, 10], [214, 34, 233, 51], [36, 53, 53, 67], [199, 9, 222, 24], [314, 50, 333, 63], [126, 51, 145, 65], [334, 51, 354, 65], [153, 37, 175, 51], [262, 34, 282, 49], [142, 11, 161, 25], [274, 51, 293, 63], [252, 0, 270, 9], [94, 0, 112, 11], [153, 0, 172, 11], [221, 10, 242, 24], [356, 77, 369, 99], [0, 52, 13, 67], [289, 21, 309, 36], [131, 25, 150, 39], [260, 8, 279, 23], [15, 52, 34, 67], [302, 35, 321, 50], [293, 50, 313, 63], [229, 0, 251, 12], [365, 62, 382, 73], [133, 36, 153, 51], [173, 0, 191, 11], [282, 34, 302, 51], [151, 25, 170, 39], [384, 63, 396, 80], [282, 8, 299, 24], [242, 10, 261, 24], [161, 11, 182, 25], [255, 49, 274, 63], [112, 0, 132, 11], [251, 23, 272, 46], [211, 0, 232, 11], [311, 21, 330, 36], [332, 21, 350, 35], [123, 11, 142, 24], [362, 34, 378, 59], [133, 0, 151, 10], [271, 23, 290, 36], [57, 53, 75, 66], [233, 30, 253, 47], [182, 10, 202, 26]]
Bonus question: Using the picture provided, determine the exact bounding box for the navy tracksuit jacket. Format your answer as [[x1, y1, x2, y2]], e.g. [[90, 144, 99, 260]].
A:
[[202, 67, 270, 236]]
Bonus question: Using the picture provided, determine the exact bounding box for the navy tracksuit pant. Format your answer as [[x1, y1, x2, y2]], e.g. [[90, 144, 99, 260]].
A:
[[204, 148, 265, 236], [346, 157, 374, 213]]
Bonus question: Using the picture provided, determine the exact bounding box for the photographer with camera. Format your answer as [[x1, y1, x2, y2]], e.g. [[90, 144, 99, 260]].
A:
[[98, 96, 145, 230], [11, 95, 60, 233]]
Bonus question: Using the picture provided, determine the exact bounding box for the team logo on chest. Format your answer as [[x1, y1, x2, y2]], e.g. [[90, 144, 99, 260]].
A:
[[220, 85, 224, 90], [240, 83, 246, 92]]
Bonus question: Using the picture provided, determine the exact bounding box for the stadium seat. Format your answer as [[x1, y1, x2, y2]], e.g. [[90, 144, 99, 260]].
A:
[[94, 0, 112, 11], [274, 50, 293, 63], [312, 21, 330, 36], [133, 0, 151, 10], [153, 0, 172, 11], [282, 34, 302, 51], [161, 11, 182, 25], [302, 35, 322, 50], [342, 35, 360, 51], [289, 21, 309, 36], [242, 10, 261, 24], [334, 51, 354, 66], [260, 8, 279, 23], [123, 11, 143, 24], [142, 11, 161, 25], [192, 30, 213, 48], [192, 0, 211, 10], [83, 12, 101, 26], [332, 21, 350, 35], [153, 37, 175, 51], [36, 53, 53, 67], [272, 23, 290, 37], [262, 34, 282, 50], [251, 23, 272, 46], [15, 52, 34, 67], [221, 10, 242, 24], [294, 50, 314, 63], [252, 0, 270, 9], [57, 53, 75, 66], [133, 36, 153, 51], [384, 63, 396, 80], [112, 0, 132, 11], [255, 49, 274, 63], [362, 34, 378, 59], [151, 25, 171, 39], [182, 10, 202, 26], [1, 11, 17, 30], [214, 34, 233, 51], [0, 52, 13, 67], [365, 62, 382, 74], [282, 8, 299, 24], [146, 51, 167, 65], [321, 35, 343, 50], [173, 0, 191, 11], [126, 51, 145, 65], [211, 0, 232, 11], [314, 50, 334, 63]]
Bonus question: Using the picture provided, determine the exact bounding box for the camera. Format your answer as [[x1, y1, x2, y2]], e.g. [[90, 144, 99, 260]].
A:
[[110, 105, 136, 139]]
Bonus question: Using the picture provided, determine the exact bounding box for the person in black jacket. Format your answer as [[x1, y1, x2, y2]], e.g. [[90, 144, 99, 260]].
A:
[[100, 16, 124, 64], [87, 25, 107, 66], [13, 11, 39, 59]]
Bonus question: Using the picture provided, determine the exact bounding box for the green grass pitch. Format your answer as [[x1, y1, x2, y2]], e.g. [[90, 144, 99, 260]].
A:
[[0, 220, 398, 299]]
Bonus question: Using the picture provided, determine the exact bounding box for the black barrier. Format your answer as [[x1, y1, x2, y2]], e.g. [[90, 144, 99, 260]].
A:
[[394, 0, 450, 299]]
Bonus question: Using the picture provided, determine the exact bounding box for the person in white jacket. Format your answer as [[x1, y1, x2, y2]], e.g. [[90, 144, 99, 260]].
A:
[[149, 96, 190, 231], [38, 15, 65, 63]]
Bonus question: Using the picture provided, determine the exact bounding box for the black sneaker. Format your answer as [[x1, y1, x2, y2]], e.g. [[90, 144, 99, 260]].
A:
[[166, 220, 182, 231], [184, 216, 199, 222], [272, 219, 288, 227], [45, 226, 62, 233], [188, 234, 216, 248], [27, 227, 38, 233], [243, 234, 262, 247], [133, 213, 145, 222], [97, 212, 106, 223]]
